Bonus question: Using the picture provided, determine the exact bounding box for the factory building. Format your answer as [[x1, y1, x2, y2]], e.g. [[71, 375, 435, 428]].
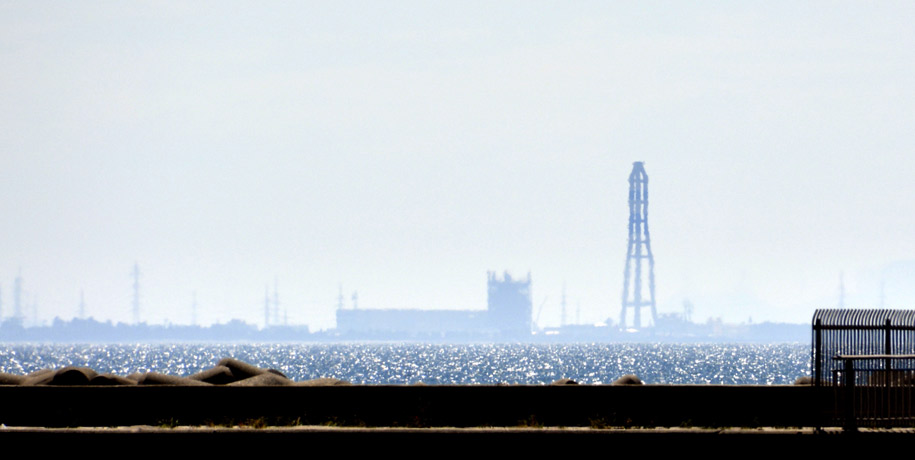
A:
[[335, 271, 532, 340]]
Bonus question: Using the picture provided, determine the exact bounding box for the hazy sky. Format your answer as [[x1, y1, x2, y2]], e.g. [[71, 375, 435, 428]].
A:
[[2, 2, 914, 330]]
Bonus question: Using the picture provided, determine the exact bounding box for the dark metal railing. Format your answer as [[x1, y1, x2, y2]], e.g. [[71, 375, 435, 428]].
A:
[[833, 354, 915, 431], [812, 309, 915, 386]]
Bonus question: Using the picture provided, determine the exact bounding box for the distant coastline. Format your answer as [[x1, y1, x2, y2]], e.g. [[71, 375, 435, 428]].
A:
[[0, 316, 808, 343]]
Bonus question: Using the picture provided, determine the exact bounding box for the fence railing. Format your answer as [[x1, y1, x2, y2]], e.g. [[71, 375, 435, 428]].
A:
[[812, 309, 915, 386], [833, 354, 915, 431]]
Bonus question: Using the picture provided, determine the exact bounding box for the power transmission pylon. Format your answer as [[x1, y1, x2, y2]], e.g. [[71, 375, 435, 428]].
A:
[[620, 161, 657, 330]]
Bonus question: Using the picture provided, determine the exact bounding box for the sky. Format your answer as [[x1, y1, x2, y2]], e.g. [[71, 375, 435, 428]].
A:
[[1, 2, 914, 330]]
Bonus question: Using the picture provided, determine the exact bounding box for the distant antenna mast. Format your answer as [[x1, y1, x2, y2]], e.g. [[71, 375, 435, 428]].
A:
[[620, 161, 657, 330], [683, 299, 693, 323], [337, 285, 344, 310], [352, 291, 358, 310], [79, 290, 86, 319], [131, 262, 140, 324], [560, 283, 567, 327]]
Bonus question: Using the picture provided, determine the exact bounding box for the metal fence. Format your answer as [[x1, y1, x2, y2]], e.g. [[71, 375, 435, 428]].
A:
[[833, 355, 915, 430], [812, 309, 915, 386]]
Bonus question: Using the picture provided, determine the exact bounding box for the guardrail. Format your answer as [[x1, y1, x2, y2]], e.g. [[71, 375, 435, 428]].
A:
[[812, 309, 915, 386], [833, 354, 915, 431]]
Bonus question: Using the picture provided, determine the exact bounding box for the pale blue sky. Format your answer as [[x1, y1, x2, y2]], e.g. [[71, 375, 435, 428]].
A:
[[1, 2, 914, 330]]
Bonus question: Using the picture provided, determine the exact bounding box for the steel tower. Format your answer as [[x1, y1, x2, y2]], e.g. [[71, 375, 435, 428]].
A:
[[620, 161, 657, 330]]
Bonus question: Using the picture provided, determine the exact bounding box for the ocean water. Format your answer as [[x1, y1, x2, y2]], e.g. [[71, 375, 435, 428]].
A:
[[0, 343, 810, 385]]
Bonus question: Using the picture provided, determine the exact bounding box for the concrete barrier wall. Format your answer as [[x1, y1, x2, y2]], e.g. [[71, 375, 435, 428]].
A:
[[0, 384, 833, 428]]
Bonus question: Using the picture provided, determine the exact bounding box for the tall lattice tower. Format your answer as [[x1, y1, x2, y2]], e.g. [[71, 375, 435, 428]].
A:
[[620, 161, 657, 330]]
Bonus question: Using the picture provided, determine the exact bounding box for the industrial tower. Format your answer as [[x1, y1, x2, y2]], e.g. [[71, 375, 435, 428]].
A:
[[620, 161, 657, 330]]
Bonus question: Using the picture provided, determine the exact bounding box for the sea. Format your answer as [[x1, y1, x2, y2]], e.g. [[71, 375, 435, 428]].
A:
[[0, 343, 810, 385]]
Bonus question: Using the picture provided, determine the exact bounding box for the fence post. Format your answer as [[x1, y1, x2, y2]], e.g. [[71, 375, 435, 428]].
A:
[[844, 357, 857, 432], [815, 319, 822, 386], [886, 319, 893, 370], [885, 319, 892, 419]]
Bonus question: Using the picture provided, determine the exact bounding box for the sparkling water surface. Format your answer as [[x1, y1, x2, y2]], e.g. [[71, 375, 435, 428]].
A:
[[0, 343, 810, 385]]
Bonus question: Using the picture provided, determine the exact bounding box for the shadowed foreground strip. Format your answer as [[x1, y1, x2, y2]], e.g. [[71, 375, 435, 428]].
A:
[[2, 426, 914, 454], [0, 358, 824, 428], [2, 357, 914, 450]]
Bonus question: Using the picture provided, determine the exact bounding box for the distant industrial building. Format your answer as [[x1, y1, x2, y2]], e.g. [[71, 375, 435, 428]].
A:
[[486, 271, 532, 337], [335, 271, 532, 340]]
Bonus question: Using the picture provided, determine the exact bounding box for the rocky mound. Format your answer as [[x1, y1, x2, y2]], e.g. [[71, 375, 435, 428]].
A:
[[0, 358, 352, 387]]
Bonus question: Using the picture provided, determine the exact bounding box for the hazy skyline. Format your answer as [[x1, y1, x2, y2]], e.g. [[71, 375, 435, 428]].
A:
[[2, 2, 914, 330]]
